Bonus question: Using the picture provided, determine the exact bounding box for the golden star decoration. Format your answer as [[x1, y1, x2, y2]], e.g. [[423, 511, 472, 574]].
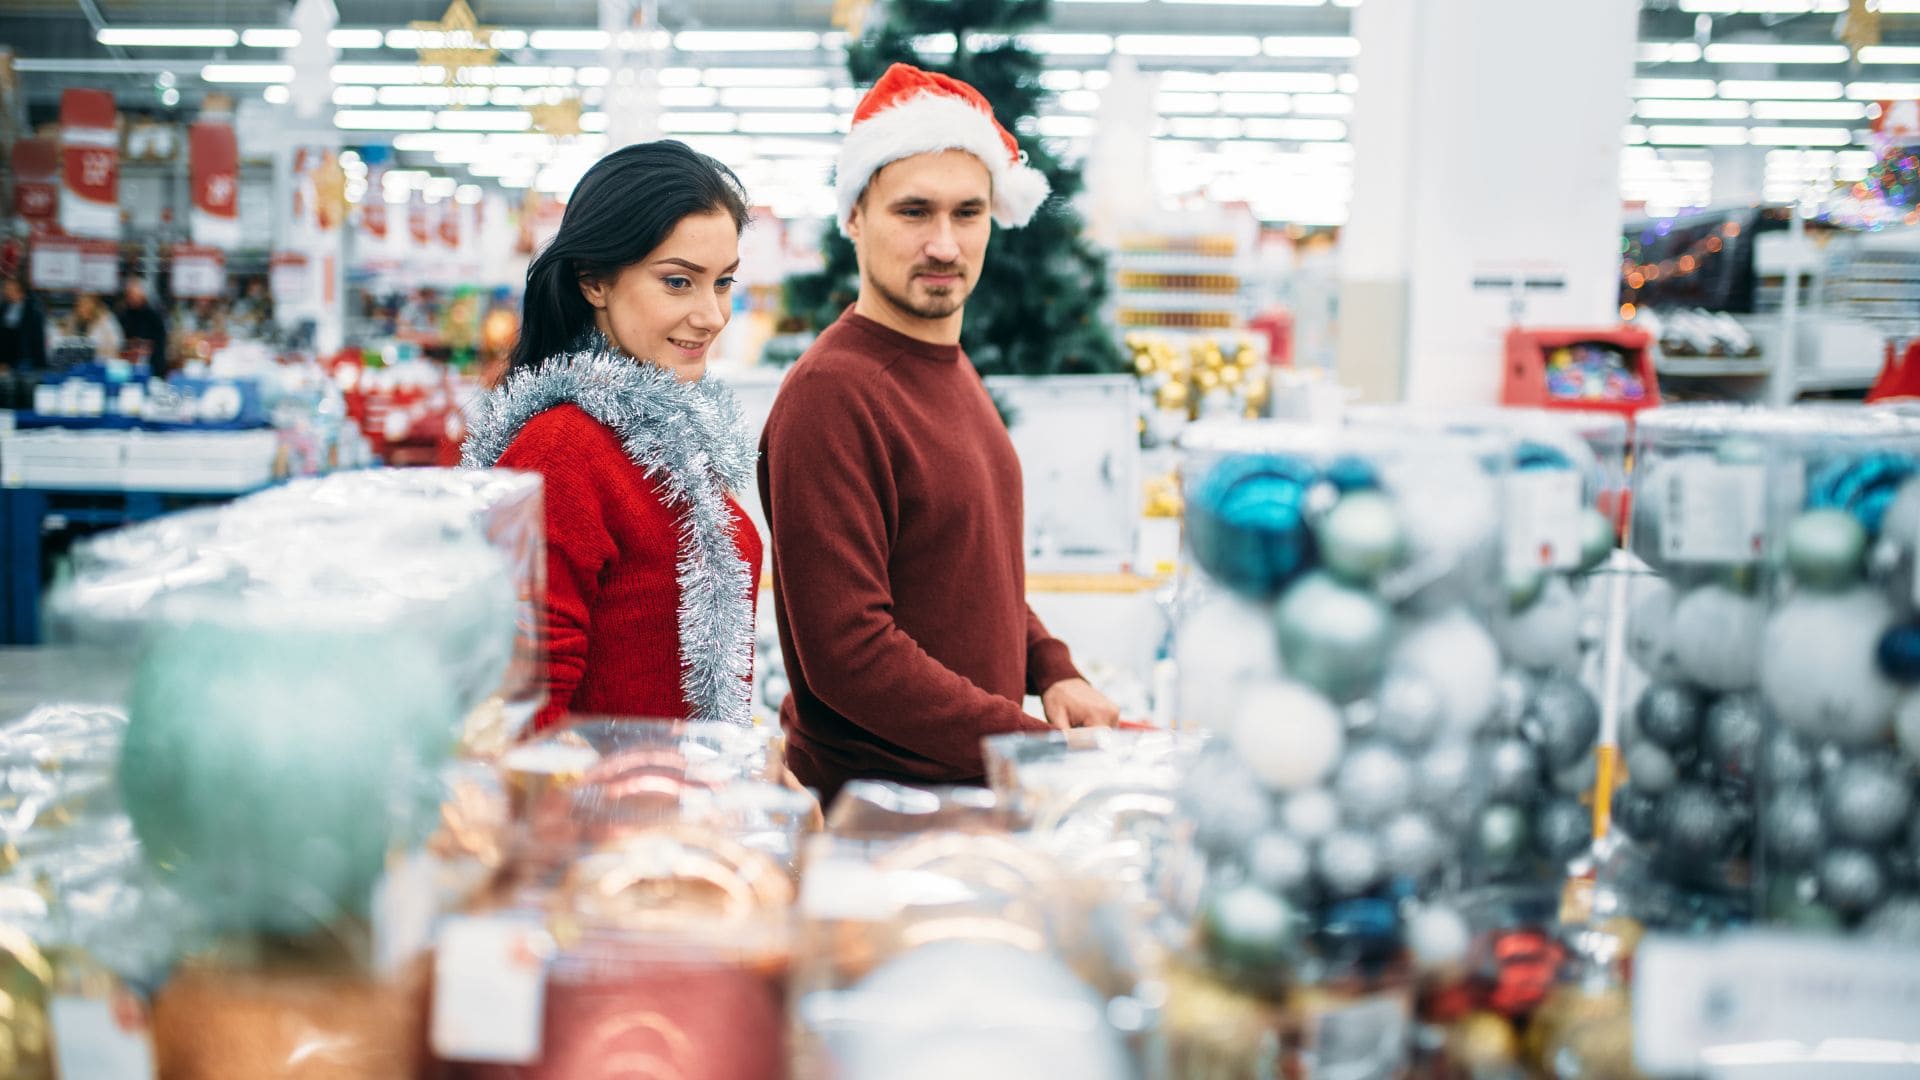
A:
[[413, 0, 499, 89], [529, 94, 583, 137], [1842, 0, 1882, 57], [831, 0, 877, 37], [310, 151, 348, 231]]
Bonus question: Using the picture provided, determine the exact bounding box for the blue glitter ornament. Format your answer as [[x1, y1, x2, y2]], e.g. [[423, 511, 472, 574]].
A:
[[1513, 441, 1574, 473], [1876, 623, 1920, 683], [1808, 451, 1920, 536], [1324, 455, 1381, 493], [1188, 453, 1320, 598]]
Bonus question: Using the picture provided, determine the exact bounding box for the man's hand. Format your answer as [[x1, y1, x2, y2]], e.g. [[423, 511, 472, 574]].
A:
[[1041, 677, 1120, 732]]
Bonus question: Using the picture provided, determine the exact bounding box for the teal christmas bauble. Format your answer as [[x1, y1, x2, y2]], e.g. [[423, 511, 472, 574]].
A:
[[1784, 509, 1867, 591], [120, 620, 456, 934], [1473, 803, 1531, 869], [1314, 491, 1406, 585], [1187, 453, 1319, 600], [1876, 624, 1920, 683], [1204, 884, 1301, 978], [1577, 507, 1616, 573], [1275, 572, 1392, 703]]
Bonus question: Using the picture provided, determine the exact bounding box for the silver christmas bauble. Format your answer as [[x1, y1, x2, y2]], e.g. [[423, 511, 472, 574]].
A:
[[1625, 741, 1680, 794], [1703, 693, 1766, 780], [1670, 584, 1766, 693], [1334, 741, 1414, 825], [1490, 670, 1535, 736], [1376, 673, 1445, 748], [1762, 790, 1826, 867], [1177, 593, 1284, 727], [1664, 783, 1736, 860], [1275, 573, 1393, 703], [1634, 682, 1705, 751], [1611, 786, 1663, 841], [1484, 737, 1542, 802], [1417, 739, 1479, 810], [1628, 580, 1683, 684], [1191, 770, 1275, 854], [1279, 788, 1341, 842], [1473, 803, 1531, 868], [1760, 588, 1900, 748], [1379, 811, 1446, 880], [1764, 731, 1819, 786], [1864, 898, 1920, 944], [1535, 797, 1592, 864], [1246, 830, 1313, 894], [1316, 828, 1383, 896], [1896, 692, 1920, 763], [1390, 608, 1502, 736], [1785, 508, 1868, 591], [1818, 848, 1889, 914], [1525, 672, 1601, 770], [1204, 884, 1303, 973], [1407, 904, 1472, 972], [1553, 752, 1599, 797], [1823, 757, 1914, 847], [1499, 577, 1585, 674], [1315, 490, 1407, 585], [1233, 679, 1347, 791]]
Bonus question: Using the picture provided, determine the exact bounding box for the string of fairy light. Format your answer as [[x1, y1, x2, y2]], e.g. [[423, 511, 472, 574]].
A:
[[1617, 219, 1742, 319]]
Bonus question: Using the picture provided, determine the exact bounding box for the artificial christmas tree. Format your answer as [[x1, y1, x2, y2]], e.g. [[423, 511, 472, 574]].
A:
[[779, 0, 1126, 377]]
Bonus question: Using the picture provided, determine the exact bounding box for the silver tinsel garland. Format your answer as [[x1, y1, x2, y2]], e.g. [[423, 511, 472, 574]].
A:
[[462, 333, 758, 725]]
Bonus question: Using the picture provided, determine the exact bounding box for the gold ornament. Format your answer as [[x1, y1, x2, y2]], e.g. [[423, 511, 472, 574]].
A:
[[1448, 1011, 1519, 1071], [832, 0, 879, 38], [1133, 353, 1155, 377], [529, 94, 583, 137], [1843, 0, 1882, 56], [412, 0, 500, 90], [1196, 367, 1222, 392], [1219, 363, 1243, 386], [1156, 380, 1191, 413], [0, 925, 52, 1080]]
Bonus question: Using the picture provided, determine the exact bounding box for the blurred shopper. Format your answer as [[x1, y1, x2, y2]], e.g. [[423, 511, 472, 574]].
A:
[[118, 277, 169, 368], [0, 276, 48, 371], [69, 293, 123, 359]]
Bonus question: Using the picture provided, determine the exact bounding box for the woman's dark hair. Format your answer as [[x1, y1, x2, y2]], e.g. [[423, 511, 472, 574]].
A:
[[509, 140, 749, 372]]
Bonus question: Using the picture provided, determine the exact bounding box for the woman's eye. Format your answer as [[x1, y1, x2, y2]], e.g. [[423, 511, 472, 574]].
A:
[[664, 276, 692, 289], [717, 276, 737, 290]]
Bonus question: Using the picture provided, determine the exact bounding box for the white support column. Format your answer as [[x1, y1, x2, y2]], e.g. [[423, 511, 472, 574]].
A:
[[1339, 0, 1641, 405]]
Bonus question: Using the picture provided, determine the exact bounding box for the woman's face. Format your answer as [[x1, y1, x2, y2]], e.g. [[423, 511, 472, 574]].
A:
[[580, 209, 739, 383], [75, 294, 100, 322]]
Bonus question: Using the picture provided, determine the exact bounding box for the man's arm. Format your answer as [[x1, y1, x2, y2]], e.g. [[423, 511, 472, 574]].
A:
[[762, 371, 1050, 774]]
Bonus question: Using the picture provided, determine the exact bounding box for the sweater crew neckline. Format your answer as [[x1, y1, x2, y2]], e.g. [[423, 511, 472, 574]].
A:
[[841, 308, 964, 366]]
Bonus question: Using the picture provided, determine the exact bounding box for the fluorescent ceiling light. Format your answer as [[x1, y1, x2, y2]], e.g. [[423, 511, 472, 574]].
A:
[[1636, 98, 1751, 119], [1677, 0, 1844, 10], [1220, 92, 1292, 115], [703, 67, 830, 87], [1703, 43, 1849, 64], [1116, 35, 1260, 57], [752, 137, 840, 157], [737, 112, 841, 134], [333, 64, 437, 84], [393, 132, 485, 152], [661, 113, 740, 134], [384, 169, 431, 187], [336, 110, 437, 131], [1717, 80, 1842, 99], [437, 110, 533, 132], [425, 177, 459, 198], [456, 184, 483, 204], [1019, 34, 1113, 55], [580, 112, 608, 132], [719, 87, 833, 109], [675, 31, 820, 51], [660, 87, 721, 107], [1167, 117, 1244, 139], [1646, 125, 1749, 145], [1244, 117, 1348, 140], [1292, 93, 1353, 115], [332, 85, 378, 106], [1750, 100, 1867, 121], [329, 29, 386, 49], [99, 27, 238, 47], [1878, 0, 1920, 10], [241, 28, 300, 48], [381, 85, 491, 106], [1632, 78, 1717, 99], [1058, 89, 1102, 111], [576, 67, 611, 86], [1167, 0, 1326, 4], [520, 29, 607, 50], [489, 30, 528, 49], [1859, 46, 1920, 64], [1037, 116, 1098, 138], [489, 87, 525, 105], [1040, 71, 1083, 91], [1749, 125, 1855, 146], [464, 159, 532, 177], [1264, 36, 1360, 58], [1639, 42, 1704, 64], [1219, 71, 1339, 93], [1623, 125, 1650, 144], [263, 85, 290, 104], [1158, 92, 1220, 114], [201, 63, 292, 83], [1848, 81, 1920, 99]]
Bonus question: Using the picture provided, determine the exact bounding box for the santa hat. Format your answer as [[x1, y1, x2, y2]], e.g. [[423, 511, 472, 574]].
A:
[[835, 62, 1051, 234]]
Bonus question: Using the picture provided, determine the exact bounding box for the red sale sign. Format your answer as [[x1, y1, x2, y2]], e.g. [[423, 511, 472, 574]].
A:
[[12, 137, 60, 233], [59, 88, 120, 239], [189, 120, 241, 250], [438, 200, 460, 249]]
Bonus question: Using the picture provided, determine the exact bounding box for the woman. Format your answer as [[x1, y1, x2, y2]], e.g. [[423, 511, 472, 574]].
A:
[[463, 141, 759, 731], [70, 293, 124, 358]]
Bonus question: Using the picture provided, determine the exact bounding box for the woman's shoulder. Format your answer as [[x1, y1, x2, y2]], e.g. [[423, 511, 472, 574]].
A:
[[496, 403, 628, 468]]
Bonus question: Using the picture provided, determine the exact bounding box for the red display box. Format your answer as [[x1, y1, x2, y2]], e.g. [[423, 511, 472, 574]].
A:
[[1500, 326, 1660, 418]]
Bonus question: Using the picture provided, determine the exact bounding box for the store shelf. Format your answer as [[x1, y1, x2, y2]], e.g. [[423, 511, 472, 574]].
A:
[[1656, 357, 1771, 377]]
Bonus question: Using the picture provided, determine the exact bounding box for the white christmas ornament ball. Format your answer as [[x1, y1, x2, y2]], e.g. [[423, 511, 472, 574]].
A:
[[1498, 576, 1584, 674], [1178, 593, 1283, 728], [1669, 584, 1766, 693], [1407, 905, 1473, 973], [1627, 579, 1683, 683], [1759, 587, 1900, 748], [1279, 788, 1342, 841], [1897, 692, 1920, 763], [1390, 608, 1502, 735], [833, 939, 1129, 1080], [1232, 679, 1346, 791], [1334, 741, 1414, 824]]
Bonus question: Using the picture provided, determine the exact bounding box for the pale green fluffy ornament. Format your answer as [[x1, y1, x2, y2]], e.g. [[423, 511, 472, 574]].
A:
[[119, 619, 457, 935]]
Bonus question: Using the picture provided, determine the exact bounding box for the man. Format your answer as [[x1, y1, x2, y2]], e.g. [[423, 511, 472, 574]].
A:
[[759, 63, 1119, 807], [117, 277, 168, 370], [0, 276, 47, 371]]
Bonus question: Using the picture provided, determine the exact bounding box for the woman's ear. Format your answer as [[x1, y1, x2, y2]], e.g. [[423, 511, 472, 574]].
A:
[[578, 272, 611, 310]]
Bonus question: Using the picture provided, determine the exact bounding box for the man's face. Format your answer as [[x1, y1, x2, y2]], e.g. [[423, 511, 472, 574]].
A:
[[124, 279, 147, 308], [847, 149, 992, 324], [2, 279, 22, 304]]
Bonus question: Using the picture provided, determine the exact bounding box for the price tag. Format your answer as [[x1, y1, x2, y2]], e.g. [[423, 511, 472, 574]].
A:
[[1659, 458, 1766, 564], [171, 248, 226, 298], [31, 240, 81, 291], [430, 914, 552, 1064], [79, 243, 120, 293], [51, 993, 155, 1080], [1636, 933, 1920, 1077], [1503, 469, 1584, 571], [1303, 992, 1409, 1080]]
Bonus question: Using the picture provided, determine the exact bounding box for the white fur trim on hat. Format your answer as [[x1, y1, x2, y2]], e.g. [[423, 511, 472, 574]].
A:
[[835, 92, 1051, 234]]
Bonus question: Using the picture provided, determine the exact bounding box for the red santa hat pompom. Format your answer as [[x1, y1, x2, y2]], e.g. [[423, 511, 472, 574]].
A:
[[835, 62, 1051, 235]]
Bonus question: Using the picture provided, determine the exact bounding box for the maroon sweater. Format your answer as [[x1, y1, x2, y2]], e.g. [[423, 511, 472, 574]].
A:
[[759, 310, 1081, 804]]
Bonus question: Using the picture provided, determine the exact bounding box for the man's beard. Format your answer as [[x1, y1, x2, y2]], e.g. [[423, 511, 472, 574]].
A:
[[872, 265, 970, 321]]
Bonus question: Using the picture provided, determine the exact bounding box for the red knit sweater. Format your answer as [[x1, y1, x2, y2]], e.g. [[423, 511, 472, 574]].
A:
[[496, 404, 763, 730], [759, 311, 1081, 805]]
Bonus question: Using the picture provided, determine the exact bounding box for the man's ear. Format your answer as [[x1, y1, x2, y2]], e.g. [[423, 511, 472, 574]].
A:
[[844, 203, 863, 243], [578, 272, 610, 310]]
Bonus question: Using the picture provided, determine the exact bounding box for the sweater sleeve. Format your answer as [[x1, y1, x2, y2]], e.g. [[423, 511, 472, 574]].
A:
[[762, 370, 1051, 773], [1024, 605, 1084, 696], [495, 410, 619, 727]]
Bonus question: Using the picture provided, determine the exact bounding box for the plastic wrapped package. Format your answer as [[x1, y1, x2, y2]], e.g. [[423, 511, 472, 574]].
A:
[[792, 783, 1153, 1080], [44, 470, 524, 736], [434, 748, 799, 1080], [1614, 405, 1920, 929]]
